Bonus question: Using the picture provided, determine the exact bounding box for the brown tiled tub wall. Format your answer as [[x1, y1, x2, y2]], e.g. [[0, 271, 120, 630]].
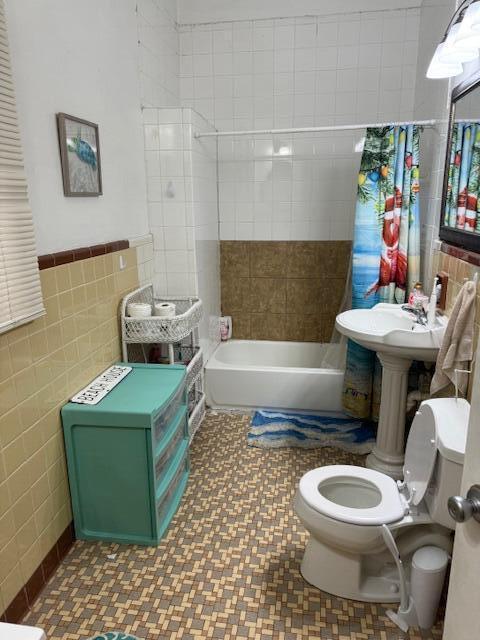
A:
[[221, 241, 351, 342]]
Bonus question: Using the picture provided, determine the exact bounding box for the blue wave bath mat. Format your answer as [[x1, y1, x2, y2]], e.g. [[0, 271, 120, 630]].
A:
[[248, 410, 376, 454], [87, 634, 142, 640]]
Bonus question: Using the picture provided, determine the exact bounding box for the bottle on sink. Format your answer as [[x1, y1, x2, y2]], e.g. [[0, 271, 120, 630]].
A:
[[408, 282, 429, 311]]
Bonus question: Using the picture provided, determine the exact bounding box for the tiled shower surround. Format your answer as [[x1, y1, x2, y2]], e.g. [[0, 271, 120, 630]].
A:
[[143, 106, 221, 361], [179, 8, 421, 243], [221, 240, 351, 342], [0, 246, 140, 620]]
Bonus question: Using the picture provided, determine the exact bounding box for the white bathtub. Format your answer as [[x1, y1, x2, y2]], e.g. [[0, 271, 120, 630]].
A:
[[205, 339, 344, 412]]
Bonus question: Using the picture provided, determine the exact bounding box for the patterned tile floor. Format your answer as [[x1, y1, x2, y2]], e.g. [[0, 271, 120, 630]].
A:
[[24, 412, 444, 640]]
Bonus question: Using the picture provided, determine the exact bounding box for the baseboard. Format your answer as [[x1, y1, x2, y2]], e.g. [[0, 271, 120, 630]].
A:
[[0, 522, 75, 624]]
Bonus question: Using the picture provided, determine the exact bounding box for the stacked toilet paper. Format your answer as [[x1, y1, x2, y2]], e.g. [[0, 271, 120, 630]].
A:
[[126, 302, 176, 318], [127, 302, 152, 318], [154, 302, 176, 318]]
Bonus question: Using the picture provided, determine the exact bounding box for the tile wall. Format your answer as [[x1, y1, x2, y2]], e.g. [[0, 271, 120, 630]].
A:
[[144, 107, 221, 360], [0, 248, 139, 618], [179, 9, 421, 131], [137, 0, 179, 108], [178, 8, 421, 242], [220, 240, 351, 341], [412, 0, 456, 285], [130, 234, 155, 286], [216, 130, 364, 241]]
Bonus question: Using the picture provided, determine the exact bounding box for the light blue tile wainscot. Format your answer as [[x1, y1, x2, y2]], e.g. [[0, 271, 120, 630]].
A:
[[61, 363, 189, 546]]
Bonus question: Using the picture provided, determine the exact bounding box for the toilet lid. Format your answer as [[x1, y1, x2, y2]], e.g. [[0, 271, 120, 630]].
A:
[[403, 403, 438, 506], [299, 465, 406, 525]]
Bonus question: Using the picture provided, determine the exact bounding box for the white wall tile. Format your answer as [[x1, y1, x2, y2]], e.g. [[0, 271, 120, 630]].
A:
[[179, 8, 421, 242]]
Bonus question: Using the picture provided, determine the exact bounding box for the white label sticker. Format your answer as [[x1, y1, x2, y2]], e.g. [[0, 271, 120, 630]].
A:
[[70, 365, 132, 405]]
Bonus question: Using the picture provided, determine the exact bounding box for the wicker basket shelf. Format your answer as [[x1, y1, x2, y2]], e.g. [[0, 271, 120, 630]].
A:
[[188, 393, 206, 442], [121, 285, 202, 345], [120, 284, 206, 442]]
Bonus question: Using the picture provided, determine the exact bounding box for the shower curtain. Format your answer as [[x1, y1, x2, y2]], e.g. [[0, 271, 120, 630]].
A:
[[444, 122, 480, 232], [342, 125, 421, 419]]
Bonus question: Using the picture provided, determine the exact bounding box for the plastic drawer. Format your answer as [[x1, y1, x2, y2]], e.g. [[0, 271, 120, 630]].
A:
[[152, 383, 185, 443], [154, 408, 187, 482], [156, 444, 189, 527]]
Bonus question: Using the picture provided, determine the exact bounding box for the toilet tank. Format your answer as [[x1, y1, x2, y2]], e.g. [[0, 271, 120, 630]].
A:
[[424, 398, 469, 530]]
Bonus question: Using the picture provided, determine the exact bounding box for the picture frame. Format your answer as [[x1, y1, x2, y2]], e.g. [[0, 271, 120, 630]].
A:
[[56, 112, 102, 197]]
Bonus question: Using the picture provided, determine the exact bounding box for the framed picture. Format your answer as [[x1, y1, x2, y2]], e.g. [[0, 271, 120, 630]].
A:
[[56, 113, 102, 196]]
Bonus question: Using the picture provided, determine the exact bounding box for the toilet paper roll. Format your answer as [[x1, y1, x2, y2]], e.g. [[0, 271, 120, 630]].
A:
[[127, 302, 152, 318], [154, 302, 176, 318]]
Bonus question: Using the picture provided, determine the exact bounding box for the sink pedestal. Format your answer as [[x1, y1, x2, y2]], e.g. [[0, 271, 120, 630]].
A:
[[366, 353, 411, 480]]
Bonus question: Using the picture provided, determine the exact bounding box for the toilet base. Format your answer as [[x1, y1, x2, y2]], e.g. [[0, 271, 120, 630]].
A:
[[300, 537, 403, 603]]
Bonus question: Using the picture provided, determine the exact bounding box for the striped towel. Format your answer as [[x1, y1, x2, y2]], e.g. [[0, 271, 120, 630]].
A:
[[248, 410, 376, 454]]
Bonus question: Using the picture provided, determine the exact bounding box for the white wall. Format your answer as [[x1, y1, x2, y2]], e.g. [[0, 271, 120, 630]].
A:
[[178, 0, 420, 24], [137, 0, 180, 108], [179, 8, 420, 241], [5, 0, 149, 255]]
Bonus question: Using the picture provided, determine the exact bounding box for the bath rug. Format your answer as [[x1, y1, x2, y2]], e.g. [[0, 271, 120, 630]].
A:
[[248, 410, 376, 454], [87, 634, 142, 640]]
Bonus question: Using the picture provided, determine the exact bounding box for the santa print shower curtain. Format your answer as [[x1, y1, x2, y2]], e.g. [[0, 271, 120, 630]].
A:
[[342, 125, 421, 419]]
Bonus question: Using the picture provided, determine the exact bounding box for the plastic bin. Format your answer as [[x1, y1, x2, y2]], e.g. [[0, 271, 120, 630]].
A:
[[411, 546, 449, 629]]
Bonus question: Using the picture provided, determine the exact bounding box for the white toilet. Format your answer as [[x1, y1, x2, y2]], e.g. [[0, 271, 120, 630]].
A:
[[0, 623, 46, 640], [294, 398, 469, 603]]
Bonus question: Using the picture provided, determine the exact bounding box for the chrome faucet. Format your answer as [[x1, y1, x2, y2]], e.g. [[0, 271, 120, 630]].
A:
[[401, 304, 427, 326]]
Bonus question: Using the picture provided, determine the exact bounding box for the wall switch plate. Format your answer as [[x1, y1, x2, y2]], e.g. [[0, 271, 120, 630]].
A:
[[119, 255, 126, 270]]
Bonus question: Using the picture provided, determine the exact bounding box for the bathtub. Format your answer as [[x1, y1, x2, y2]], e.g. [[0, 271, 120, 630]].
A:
[[205, 340, 344, 412]]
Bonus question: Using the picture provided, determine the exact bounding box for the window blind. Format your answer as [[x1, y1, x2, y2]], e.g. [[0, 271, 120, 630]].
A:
[[0, 0, 44, 333]]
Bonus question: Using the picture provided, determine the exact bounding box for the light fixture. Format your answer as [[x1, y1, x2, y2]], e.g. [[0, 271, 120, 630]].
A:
[[427, 0, 480, 79], [464, 0, 480, 32], [427, 43, 464, 79], [439, 23, 479, 63], [453, 5, 480, 51]]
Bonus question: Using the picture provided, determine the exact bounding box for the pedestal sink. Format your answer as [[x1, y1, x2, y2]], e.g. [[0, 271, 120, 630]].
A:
[[336, 303, 447, 479]]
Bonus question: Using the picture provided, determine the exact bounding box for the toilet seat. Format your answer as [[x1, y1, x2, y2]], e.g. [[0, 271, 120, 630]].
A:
[[299, 465, 406, 525]]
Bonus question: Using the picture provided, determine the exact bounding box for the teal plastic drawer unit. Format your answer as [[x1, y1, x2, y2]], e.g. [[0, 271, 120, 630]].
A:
[[61, 363, 189, 546]]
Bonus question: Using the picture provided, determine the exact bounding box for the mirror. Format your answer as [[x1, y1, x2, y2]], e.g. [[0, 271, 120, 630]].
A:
[[440, 74, 480, 253]]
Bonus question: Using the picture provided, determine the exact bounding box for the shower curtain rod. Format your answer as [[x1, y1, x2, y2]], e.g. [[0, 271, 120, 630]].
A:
[[194, 119, 438, 138]]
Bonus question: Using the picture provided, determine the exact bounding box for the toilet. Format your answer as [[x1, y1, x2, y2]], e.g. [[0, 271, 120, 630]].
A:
[[0, 623, 46, 640], [294, 398, 469, 603]]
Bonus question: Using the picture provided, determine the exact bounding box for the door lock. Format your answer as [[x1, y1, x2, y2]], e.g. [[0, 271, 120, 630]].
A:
[[448, 484, 480, 523]]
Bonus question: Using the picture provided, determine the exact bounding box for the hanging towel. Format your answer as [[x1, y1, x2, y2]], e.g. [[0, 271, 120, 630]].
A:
[[430, 280, 476, 396]]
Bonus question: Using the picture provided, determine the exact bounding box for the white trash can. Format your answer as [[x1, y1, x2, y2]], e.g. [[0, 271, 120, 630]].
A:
[[411, 546, 449, 629]]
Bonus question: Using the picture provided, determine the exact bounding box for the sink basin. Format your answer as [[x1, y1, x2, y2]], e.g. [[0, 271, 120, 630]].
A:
[[336, 303, 447, 362]]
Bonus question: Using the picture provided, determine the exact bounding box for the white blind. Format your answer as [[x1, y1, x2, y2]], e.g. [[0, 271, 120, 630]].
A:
[[0, 0, 44, 333]]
